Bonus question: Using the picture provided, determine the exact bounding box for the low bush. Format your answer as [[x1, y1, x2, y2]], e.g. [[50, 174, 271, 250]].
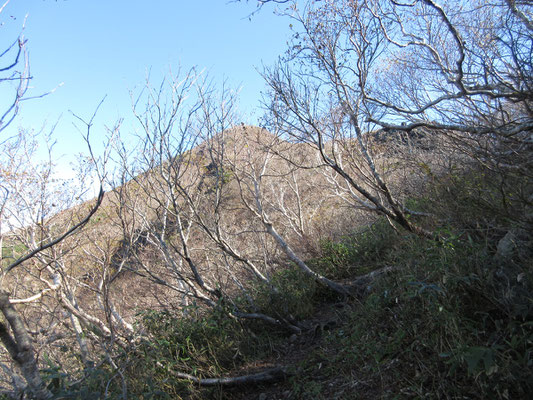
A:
[[289, 230, 531, 398], [132, 304, 275, 398], [308, 217, 399, 279], [252, 266, 318, 320]]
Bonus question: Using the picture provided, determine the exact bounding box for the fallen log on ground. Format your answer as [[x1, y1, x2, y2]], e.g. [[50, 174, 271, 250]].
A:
[[344, 265, 398, 296], [160, 364, 290, 387]]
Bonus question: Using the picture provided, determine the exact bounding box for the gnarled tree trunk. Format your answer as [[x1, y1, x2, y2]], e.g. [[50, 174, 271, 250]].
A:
[[0, 291, 52, 399]]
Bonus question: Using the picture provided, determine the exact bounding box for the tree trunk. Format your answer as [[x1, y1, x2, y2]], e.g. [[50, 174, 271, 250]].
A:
[[0, 291, 53, 399]]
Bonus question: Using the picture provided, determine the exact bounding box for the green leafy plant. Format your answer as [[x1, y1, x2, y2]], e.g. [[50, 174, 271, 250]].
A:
[[253, 266, 318, 320], [309, 217, 399, 279]]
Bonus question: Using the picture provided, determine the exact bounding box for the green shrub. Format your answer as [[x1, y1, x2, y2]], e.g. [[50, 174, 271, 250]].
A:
[[252, 266, 318, 320], [140, 306, 244, 372], [429, 167, 532, 240], [39, 355, 128, 399], [308, 217, 399, 279], [128, 304, 280, 398], [312, 232, 533, 398]]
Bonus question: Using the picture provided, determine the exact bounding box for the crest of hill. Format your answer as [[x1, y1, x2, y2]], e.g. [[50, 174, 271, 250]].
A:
[[58, 122, 429, 249], [55, 122, 427, 227], [196, 124, 281, 154], [75, 125, 293, 230], [191, 124, 318, 171]]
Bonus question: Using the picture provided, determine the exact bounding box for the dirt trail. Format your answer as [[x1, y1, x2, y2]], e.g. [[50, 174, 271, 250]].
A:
[[223, 302, 360, 400]]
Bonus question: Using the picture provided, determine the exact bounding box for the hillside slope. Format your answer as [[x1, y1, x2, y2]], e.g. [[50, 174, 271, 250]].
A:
[[1, 124, 532, 399]]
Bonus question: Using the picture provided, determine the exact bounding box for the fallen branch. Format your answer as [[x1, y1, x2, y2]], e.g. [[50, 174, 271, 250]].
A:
[[345, 266, 398, 296], [163, 364, 290, 387], [232, 310, 302, 334]]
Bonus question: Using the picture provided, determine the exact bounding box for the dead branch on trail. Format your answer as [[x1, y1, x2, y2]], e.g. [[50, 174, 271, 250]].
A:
[[163, 365, 291, 387]]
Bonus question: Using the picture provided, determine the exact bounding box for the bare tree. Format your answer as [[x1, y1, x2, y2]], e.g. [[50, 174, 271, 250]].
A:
[[0, 0, 29, 134], [0, 118, 110, 398], [264, 0, 532, 237], [224, 126, 350, 295], [0, 1, 54, 136], [0, 132, 103, 398], [106, 69, 302, 333]]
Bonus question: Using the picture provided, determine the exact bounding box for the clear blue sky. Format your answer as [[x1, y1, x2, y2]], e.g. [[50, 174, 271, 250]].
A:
[[1, 0, 292, 163]]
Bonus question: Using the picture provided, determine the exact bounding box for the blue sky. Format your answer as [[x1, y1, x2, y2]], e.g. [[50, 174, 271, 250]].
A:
[[1, 0, 292, 164]]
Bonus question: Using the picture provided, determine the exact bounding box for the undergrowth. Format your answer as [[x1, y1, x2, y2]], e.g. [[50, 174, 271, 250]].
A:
[[308, 217, 400, 280], [131, 305, 278, 399], [314, 234, 529, 398], [251, 266, 319, 320], [289, 166, 533, 399], [37, 166, 532, 399]]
